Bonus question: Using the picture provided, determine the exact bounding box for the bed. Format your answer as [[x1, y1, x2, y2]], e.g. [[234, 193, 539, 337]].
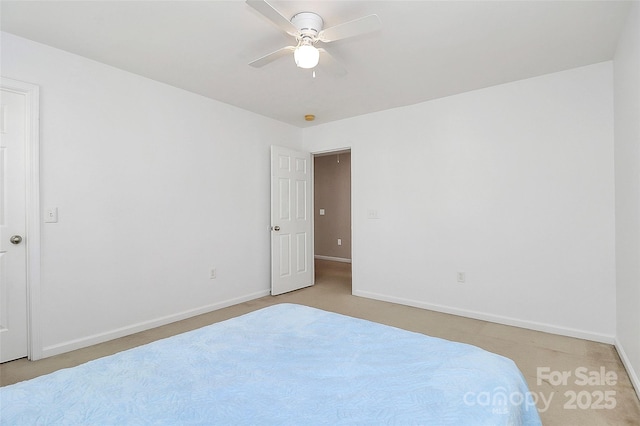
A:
[[0, 303, 541, 425]]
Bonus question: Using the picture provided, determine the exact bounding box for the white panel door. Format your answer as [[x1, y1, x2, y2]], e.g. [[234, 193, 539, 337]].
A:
[[271, 146, 314, 295], [0, 88, 29, 362]]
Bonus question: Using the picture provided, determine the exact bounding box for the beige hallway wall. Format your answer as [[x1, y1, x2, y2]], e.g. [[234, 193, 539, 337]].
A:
[[314, 153, 351, 261]]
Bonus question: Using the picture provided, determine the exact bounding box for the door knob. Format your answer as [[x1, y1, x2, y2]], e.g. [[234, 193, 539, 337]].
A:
[[272, 226, 280, 231], [10, 235, 23, 245]]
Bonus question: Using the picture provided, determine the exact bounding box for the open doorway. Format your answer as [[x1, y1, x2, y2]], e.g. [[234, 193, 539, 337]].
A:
[[313, 150, 352, 292]]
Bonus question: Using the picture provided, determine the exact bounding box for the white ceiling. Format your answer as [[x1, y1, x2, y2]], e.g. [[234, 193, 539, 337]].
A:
[[0, 1, 632, 127]]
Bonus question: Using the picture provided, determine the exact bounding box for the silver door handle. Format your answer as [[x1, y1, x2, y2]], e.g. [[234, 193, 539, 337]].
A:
[[10, 235, 23, 245], [271, 226, 280, 231]]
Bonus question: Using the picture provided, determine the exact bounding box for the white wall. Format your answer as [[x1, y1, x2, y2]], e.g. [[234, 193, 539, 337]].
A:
[[614, 3, 640, 397], [304, 62, 616, 342], [1, 28, 624, 358], [2, 32, 302, 357]]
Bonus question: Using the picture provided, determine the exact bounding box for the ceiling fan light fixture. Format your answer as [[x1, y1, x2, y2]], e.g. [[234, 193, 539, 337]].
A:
[[294, 43, 320, 69]]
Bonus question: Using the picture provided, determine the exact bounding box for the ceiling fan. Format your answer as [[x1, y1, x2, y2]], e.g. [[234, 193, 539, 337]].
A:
[[246, 0, 381, 75]]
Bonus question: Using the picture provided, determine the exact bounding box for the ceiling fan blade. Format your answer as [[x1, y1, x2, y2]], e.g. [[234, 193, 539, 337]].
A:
[[318, 14, 381, 43], [246, 0, 298, 36], [249, 46, 295, 68], [318, 48, 347, 77]]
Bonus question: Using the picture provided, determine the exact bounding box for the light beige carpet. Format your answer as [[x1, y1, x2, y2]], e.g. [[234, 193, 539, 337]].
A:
[[2, 260, 639, 425]]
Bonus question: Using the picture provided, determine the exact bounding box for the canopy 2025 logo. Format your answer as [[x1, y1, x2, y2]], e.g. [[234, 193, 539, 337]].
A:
[[537, 366, 617, 410]]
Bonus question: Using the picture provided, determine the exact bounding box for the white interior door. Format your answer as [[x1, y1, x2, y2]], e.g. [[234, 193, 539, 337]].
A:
[[270, 146, 314, 295], [0, 87, 29, 362]]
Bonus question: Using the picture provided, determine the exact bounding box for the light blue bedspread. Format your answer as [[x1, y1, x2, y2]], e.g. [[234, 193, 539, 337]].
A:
[[0, 303, 541, 425]]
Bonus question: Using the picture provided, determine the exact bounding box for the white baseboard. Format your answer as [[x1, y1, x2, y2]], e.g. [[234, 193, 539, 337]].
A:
[[314, 255, 352, 263], [614, 337, 640, 401], [353, 289, 615, 344], [40, 290, 271, 359]]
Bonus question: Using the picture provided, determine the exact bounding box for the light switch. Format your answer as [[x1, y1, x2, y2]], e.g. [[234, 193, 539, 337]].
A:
[[45, 207, 58, 223], [319, 209, 325, 216]]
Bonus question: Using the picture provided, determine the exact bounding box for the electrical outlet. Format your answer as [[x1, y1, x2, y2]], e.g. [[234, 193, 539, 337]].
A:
[[457, 272, 466, 283], [337, 238, 342, 246], [210, 268, 217, 280]]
